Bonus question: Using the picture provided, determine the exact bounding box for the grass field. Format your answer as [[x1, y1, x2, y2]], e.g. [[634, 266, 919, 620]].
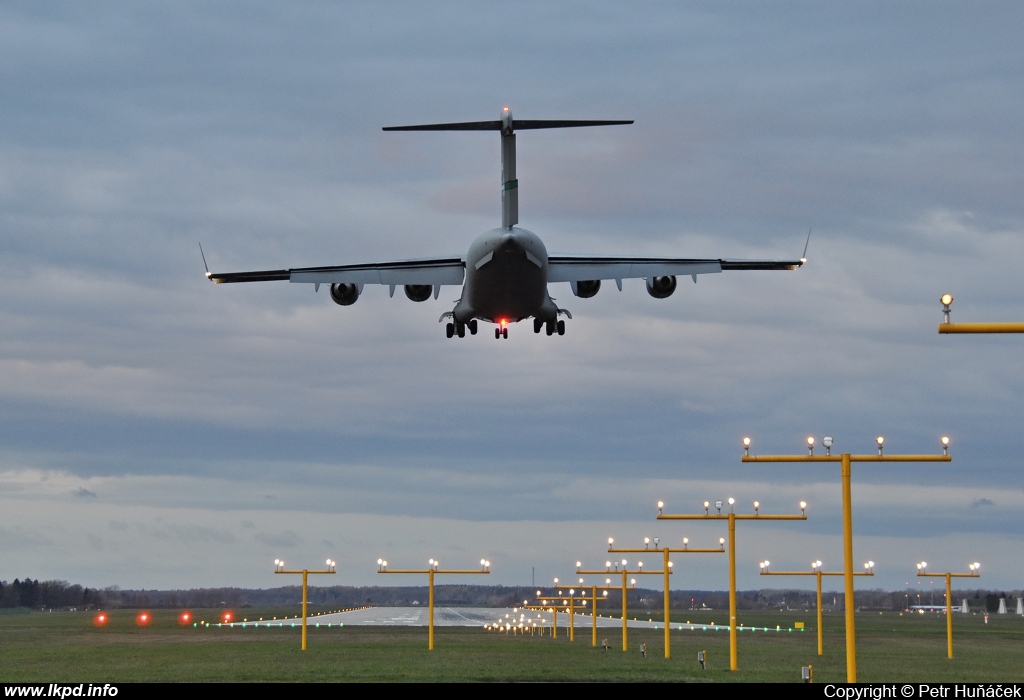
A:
[[3, 607, 1023, 683]]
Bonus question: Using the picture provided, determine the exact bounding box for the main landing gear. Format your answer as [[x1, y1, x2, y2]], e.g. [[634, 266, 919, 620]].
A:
[[445, 319, 478, 338], [533, 319, 565, 336]]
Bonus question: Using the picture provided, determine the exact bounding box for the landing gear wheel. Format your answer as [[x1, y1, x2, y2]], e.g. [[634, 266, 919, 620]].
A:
[[446, 322, 454, 338], [533, 318, 543, 334], [502, 327, 508, 339], [468, 320, 478, 335], [495, 328, 501, 339], [545, 320, 554, 336], [557, 320, 565, 336], [456, 322, 466, 338]]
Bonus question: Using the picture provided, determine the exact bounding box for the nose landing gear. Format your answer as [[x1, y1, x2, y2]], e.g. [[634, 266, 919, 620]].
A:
[[494, 326, 508, 339]]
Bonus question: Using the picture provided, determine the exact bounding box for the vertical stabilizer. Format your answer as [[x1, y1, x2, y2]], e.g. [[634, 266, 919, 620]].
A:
[[501, 108, 518, 229]]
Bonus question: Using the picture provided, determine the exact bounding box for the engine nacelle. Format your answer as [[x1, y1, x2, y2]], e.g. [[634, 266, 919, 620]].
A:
[[646, 275, 677, 299], [404, 284, 433, 302], [329, 283, 360, 306], [572, 279, 601, 298]]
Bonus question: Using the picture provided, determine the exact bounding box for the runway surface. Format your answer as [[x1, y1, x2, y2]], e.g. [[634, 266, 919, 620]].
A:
[[227, 606, 730, 631]]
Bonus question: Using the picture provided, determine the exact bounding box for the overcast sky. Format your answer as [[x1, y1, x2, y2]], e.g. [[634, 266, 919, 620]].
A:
[[1, 2, 1023, 595]]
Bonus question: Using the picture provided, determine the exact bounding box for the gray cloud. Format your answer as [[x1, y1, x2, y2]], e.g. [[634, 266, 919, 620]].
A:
[[1, 2, 1023, 589]]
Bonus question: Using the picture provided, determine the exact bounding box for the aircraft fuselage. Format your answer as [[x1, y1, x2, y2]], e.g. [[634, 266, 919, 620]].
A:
[[454, 227, 558, 325]]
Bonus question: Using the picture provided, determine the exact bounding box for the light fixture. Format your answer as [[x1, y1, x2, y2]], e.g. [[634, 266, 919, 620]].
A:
[[704, 500, 710, 515], [657, 500, 664, 514], [941, 436, 950, 456], [728, 497, 735, 513], [823, 435, 833, 456], [715, 500, 723, 515], [743, 436, 751, 457], [753, 500, 760, 515], [941, 294, 953, 323], [800, 500, 807, 515], [807, 436, 815, 456], [876, 436, 884, 456]]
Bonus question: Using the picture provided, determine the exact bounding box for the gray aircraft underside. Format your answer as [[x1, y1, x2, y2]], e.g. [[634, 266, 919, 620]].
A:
[[207, 109, 804, 340]]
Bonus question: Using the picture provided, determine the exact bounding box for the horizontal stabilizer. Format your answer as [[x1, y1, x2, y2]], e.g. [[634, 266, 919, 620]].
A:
[[384, 119, 632, 132]]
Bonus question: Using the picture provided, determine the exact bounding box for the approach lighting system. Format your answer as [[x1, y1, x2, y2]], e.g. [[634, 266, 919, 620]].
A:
[[93, 612, 108, 627], [876, 436, 884, 456], [823, 435, 833, 456], [136, 612, 151, 626], [179, 611, 192, 625], [743, 437, 751, 456], [807, 436, 815, 455], [941, 436, 950, 456]]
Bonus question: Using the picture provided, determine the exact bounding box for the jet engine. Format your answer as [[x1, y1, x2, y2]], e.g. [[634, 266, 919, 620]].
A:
[[404, 284, 433, 302], [329, 283, 360, 306], [646, 275, 677, 299], [572, 279, 601, 298]]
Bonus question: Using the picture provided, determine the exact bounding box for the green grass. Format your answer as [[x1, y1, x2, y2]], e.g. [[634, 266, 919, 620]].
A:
[[3, 608, 1022, 682]]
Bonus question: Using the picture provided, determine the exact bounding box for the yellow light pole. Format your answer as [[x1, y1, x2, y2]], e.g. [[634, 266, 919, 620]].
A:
[[938, 294, 1024, 333], [916, 561, 981, 658], [273, 558, 336, 650], [377, 557, 490, 649], [609, 532, 724, 658], [576, 560, 661, 651], [758, 559, 875, 655], [742, 435, 950, 682], [535, 581, 593, 642], [657, 497, 807, 671], [581, 583, 610, 647]]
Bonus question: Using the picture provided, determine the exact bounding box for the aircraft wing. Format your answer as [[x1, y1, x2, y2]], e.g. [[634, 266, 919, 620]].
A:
[[547, 255, 803, 284], [207, 257, 466, 287]]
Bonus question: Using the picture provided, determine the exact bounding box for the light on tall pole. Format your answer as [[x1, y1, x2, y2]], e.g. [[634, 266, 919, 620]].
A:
[[938, 294, 1024, 333], [915, 562, 980, 659], [658, 498, 806, 670], [608, 532, 723, 658], [742, 435, 951, 682], [760, 559, 875, 655], [378, 557, 490, 649], [273, 558, 336, 650]]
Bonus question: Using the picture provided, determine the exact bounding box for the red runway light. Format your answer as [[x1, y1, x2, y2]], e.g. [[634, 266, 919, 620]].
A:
[[179, 611, 192, 625], [221, 611, 233, 623], [93, 613, 108, 627], [136, 612, 151, 626]]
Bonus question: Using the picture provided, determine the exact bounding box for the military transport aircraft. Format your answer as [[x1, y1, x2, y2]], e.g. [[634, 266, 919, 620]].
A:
[[205, 109, 805, 340]]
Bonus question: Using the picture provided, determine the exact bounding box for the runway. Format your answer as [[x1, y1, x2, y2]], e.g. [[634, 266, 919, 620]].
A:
[[227, 606, 730, 631]]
